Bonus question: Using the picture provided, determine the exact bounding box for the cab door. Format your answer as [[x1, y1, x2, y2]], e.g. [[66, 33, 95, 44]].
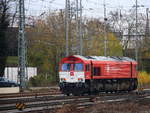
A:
[[85, 63, 91, 79]]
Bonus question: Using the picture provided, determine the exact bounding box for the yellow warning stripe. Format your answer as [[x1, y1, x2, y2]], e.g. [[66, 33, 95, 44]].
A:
[[16, 103, 25, 110], [16, 103, 20, 108]]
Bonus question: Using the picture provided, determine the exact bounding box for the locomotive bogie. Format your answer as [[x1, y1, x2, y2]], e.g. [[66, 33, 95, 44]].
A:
[[59, 78, 138, 95], [59, 82, 86, 95]]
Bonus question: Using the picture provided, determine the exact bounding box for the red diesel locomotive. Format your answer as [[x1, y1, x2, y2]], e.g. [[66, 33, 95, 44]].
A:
[[59, 55, 138, 95]]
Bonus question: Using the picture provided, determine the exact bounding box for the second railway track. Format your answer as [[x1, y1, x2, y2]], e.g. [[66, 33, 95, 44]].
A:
[[0, 89, 61, 99]]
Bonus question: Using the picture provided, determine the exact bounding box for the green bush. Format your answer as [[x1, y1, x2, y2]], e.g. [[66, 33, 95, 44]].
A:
[[138, 71, 150, 87], [28, 74, 56, 87]]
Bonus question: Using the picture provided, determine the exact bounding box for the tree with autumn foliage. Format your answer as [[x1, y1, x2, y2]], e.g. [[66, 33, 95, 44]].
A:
[[26, 11, 123, 85], [82, 18, 123, 56]]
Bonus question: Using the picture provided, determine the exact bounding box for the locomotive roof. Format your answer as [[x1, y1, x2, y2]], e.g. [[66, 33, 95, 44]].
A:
[[74, 55, 136, 62]]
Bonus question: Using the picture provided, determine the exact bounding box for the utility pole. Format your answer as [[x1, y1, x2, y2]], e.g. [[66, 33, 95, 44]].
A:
[[79, 0, 83, 55], [135, 0, 138, 69], [65, 0, 69, 56], [145, 8, 149, 37], [76, 0, 79, 55], [104, 0, 107, 56], [18, 0, 26, 92], [75, 0, 82, 55], [65, 0, 82, 55]]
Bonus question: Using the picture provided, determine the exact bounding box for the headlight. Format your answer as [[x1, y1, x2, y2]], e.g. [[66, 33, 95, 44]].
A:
[[60, 78, 66, 82], [78, 78, 83, 82]]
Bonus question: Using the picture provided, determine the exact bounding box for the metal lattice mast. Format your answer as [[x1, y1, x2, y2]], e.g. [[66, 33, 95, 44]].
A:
[[145, 8, 149, 37], [65, 0, 69, 56], [135, 0, 138, 69], [75, 0, 82, 55], [18, 0, 26, 91], [76, 0, 79, 55], [79, 0, 83, 55], [104, 0, 107, 56]]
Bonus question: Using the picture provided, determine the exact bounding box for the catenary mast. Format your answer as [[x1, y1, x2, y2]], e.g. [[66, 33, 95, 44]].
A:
[[18, 0, 26, 92]]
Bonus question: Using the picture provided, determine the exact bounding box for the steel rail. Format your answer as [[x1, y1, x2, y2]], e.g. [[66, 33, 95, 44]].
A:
[[0, 91, 61, 99], [0, 91, 149, 112]]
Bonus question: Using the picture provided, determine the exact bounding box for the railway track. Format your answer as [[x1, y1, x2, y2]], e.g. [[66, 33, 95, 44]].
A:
[[0, 90, 61, 99], [0, 90, 150, 113]]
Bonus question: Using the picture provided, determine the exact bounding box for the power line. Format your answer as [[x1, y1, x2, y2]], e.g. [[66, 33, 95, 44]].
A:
[[86, 0, 134, 8]]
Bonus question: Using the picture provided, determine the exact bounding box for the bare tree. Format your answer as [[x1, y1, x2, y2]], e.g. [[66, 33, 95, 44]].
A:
[[108, 8, 146, 57], [0, 0, 10, 76]]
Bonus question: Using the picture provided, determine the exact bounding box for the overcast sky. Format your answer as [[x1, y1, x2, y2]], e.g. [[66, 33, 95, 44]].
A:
[[24, 0, 150, 18]]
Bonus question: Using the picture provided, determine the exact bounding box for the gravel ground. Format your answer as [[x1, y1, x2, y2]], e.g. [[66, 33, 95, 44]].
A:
[[55, 98, 150, 113]]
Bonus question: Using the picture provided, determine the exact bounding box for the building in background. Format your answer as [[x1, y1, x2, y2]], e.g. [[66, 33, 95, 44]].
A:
[[4, 67, 37, 82]]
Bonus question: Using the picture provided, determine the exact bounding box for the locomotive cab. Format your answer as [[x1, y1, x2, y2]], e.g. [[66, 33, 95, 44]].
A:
[[59, 63, 85, 83], [59, 56, 88, 95]]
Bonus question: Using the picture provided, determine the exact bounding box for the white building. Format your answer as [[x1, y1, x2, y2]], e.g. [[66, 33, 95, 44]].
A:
[[4, 67, 37, 82]]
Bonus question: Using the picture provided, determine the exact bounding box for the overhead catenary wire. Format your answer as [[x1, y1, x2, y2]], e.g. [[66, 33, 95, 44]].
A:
[[18, 0, 147, 19]]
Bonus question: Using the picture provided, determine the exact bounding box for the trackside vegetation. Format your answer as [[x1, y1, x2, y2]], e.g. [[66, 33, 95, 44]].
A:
[[138, 71, 150, 88], [28, 74, 57, 87]]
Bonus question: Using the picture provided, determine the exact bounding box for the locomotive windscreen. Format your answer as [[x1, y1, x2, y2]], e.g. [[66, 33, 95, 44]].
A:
[[61, 63, 71, 71], [61, 63, 83, 71], [73, 63, 83, 71]]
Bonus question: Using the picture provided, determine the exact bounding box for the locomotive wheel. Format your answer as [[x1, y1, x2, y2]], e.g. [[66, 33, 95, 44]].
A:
[[133, 79, 138, 90], [73, 93, 80, 96], [87, 91, 92, 95], [72, 90, 81, 96], [66, 93, 70, 96]]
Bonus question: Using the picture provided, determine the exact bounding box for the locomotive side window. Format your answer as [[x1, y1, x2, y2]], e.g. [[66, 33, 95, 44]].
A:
[[74, 63, 83, 71], [86, 64, 90, 71], [61, 63, 71, 71], [93, 67, 101, 76]]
